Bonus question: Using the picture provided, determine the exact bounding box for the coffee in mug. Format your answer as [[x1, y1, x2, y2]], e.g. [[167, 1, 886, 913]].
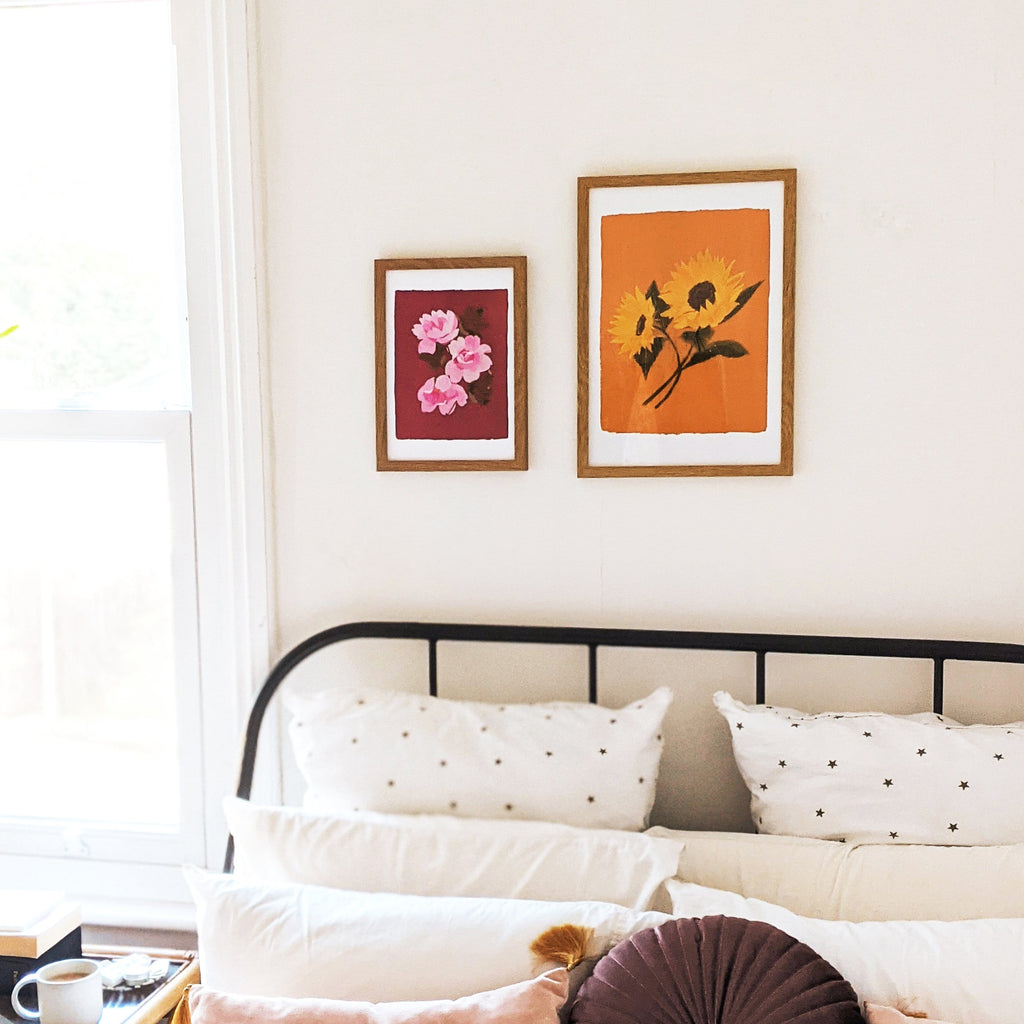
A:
[[11, 958, 103, 1024]]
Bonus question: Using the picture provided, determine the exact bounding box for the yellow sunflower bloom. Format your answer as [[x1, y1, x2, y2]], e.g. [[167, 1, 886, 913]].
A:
[[662, 250, 745, 331], [609, 287, 658, 357]]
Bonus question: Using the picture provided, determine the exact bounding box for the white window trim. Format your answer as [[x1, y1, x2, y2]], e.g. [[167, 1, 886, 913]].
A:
[[0, 0, 270, 928]]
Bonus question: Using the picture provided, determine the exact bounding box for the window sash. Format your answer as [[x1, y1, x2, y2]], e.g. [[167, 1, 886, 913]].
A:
[[0, 409, 205, 867]]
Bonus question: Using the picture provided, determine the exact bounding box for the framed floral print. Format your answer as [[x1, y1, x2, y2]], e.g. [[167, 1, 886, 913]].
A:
[[578, 169, 795, 477], [375, 256, 527, 471]]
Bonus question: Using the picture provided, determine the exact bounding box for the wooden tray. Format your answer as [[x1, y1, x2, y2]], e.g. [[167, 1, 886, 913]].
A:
[[1, 947, 198, 1024]]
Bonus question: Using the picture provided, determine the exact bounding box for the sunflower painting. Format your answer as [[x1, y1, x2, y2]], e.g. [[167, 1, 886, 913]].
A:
[[600, 207, 771, 437], [578, 170, 795, 477]]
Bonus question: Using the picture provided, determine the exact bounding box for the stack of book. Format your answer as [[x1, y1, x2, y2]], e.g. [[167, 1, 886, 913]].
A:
[[0, 890, 82, 995]]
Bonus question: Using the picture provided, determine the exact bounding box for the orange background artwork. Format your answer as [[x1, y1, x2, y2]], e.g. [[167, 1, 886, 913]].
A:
[[599, 207, 771, 435]]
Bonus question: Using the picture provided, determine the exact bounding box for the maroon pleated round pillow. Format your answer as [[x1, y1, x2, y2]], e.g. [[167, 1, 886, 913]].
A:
[[569, 915, 863, 1024]]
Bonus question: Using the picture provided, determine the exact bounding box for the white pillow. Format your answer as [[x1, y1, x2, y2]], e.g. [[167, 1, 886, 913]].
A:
[[648, 826, 1024, 921], [185, 868, 670, 1002], [668, 879, 1024, 1024], [226, 799, 681, 911], [714, 690, 1024, 844], [285, 685, 672, 830]]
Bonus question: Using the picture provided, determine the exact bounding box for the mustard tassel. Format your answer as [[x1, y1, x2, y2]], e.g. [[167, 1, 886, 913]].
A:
[[530, 924, 594, 970], [169, 985, 193, 1024]]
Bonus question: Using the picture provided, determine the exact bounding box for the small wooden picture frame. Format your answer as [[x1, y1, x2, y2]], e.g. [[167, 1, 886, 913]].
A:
[[375, 256, 528, 471], [578, 169, 796, 477]]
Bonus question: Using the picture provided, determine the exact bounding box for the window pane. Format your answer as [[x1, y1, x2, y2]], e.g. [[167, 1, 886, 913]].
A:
[[0, 438, 179, 826], [0, 2, 190, 410]]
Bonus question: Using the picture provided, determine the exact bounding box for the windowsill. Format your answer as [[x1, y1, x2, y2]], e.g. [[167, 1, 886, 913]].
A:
[[82, 895, 197, 933]]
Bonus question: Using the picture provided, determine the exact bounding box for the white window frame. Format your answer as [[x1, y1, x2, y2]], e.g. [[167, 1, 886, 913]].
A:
[[0, 0, 268, 928]]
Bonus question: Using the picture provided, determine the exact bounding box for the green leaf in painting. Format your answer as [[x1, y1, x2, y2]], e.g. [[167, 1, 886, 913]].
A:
[[459, 305, 489, 336], [644, 280, 670, 317], [419, 347, 449, 372], [465, 371, 493, 406], [0, 324, 17, 339], [719, 280, 763, 324], [633, 335, 664, 379], [686, 339, 748, 369]]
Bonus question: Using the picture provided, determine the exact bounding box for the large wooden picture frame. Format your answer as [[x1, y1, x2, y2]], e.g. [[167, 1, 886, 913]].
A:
[[578, 170, 795, 477], [375, 256, 527, 471]]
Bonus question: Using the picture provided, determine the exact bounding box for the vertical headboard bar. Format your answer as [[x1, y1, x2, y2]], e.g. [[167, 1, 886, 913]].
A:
[[588, 643, 599, 703], [756, 649, 767, 704], [933, 657, 945, 714], [428, 638, 438, 697]]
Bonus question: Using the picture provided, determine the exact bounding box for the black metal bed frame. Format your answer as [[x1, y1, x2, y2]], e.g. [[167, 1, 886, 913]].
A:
[[224, 620, 1024, 871]]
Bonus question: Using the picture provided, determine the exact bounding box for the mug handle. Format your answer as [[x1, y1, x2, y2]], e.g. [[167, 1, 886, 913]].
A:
[[11, 972, 42, 1020]]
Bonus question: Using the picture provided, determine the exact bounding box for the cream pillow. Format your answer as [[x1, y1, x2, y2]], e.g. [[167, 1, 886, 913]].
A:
[[284, 685, 672, 830], [646, 826, 1024, 920], [227, 799, 681, 911], [185, 868, 670, 1002], [668, 879, 1024, 1024], [715, 690, 1024, 844]]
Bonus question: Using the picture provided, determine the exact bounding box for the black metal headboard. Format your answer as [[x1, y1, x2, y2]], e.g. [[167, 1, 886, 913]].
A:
[[225, 620, 1024, 871]]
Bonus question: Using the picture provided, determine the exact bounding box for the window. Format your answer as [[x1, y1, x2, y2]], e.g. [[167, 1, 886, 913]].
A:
[[0, 0, 266, 925]]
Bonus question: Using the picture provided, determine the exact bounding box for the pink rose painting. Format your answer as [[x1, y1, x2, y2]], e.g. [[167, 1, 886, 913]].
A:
[[393, 288, 509, 441], [417, 374, 467, 415], [412, 309, 460, 354]]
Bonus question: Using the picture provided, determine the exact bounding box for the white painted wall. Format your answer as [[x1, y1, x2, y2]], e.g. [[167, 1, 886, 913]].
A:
[[253, 0, 1024, 654]]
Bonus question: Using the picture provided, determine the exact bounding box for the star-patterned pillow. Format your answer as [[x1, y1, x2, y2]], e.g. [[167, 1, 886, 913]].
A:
[[285, 686, 672, 831], [714, 691, 1024, 845]]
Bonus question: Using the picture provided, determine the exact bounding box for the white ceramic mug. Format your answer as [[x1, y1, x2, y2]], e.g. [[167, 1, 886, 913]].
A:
[[11, 958, 103, 1024]]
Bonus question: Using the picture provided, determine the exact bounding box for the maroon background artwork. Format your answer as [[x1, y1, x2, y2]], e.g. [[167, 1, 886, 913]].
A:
[[393, 288, 509, 441]]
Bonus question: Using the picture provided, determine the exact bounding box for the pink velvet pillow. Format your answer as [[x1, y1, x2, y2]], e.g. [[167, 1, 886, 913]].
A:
[[183, 969, 568, 1024], [864, 1005, 955, 1024]]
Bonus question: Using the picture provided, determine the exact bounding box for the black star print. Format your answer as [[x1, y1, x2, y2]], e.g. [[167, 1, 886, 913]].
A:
[[790, 723, 800, 728], [599, 748, 607, 755], [994, 753, 1004, 761], [778, 759, 787, 768], [545, 750, 553, 757], [656, 733, 662, 741], [494, 758, 502, 765], [544, 714, 552, 721], [401, 731, 409, 738], [827, 760, 838, 769], [889, 831, 899, 839], [480, 726, 487, 732], [863, 731, 872, 737], [948, 823, 959, 833], [498, 706, 506, 712], [351, 737, 358, 744], [816, 808, 824, 817], [759, 783, 768, 791], [609, 718, 617, 725], [736, 722, 744, 730], [357, 699, 365, 706], [505, 803, 513, 811], [449, 801, 458, 809], [959, 781, 969, 790], [387, 780, 395, 787], [587, 795, 595, 803], [439, 759, 447, 767], [638, 776, 645, 784], [916, 748, 927, 757], [883, 779, 894, 787]]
